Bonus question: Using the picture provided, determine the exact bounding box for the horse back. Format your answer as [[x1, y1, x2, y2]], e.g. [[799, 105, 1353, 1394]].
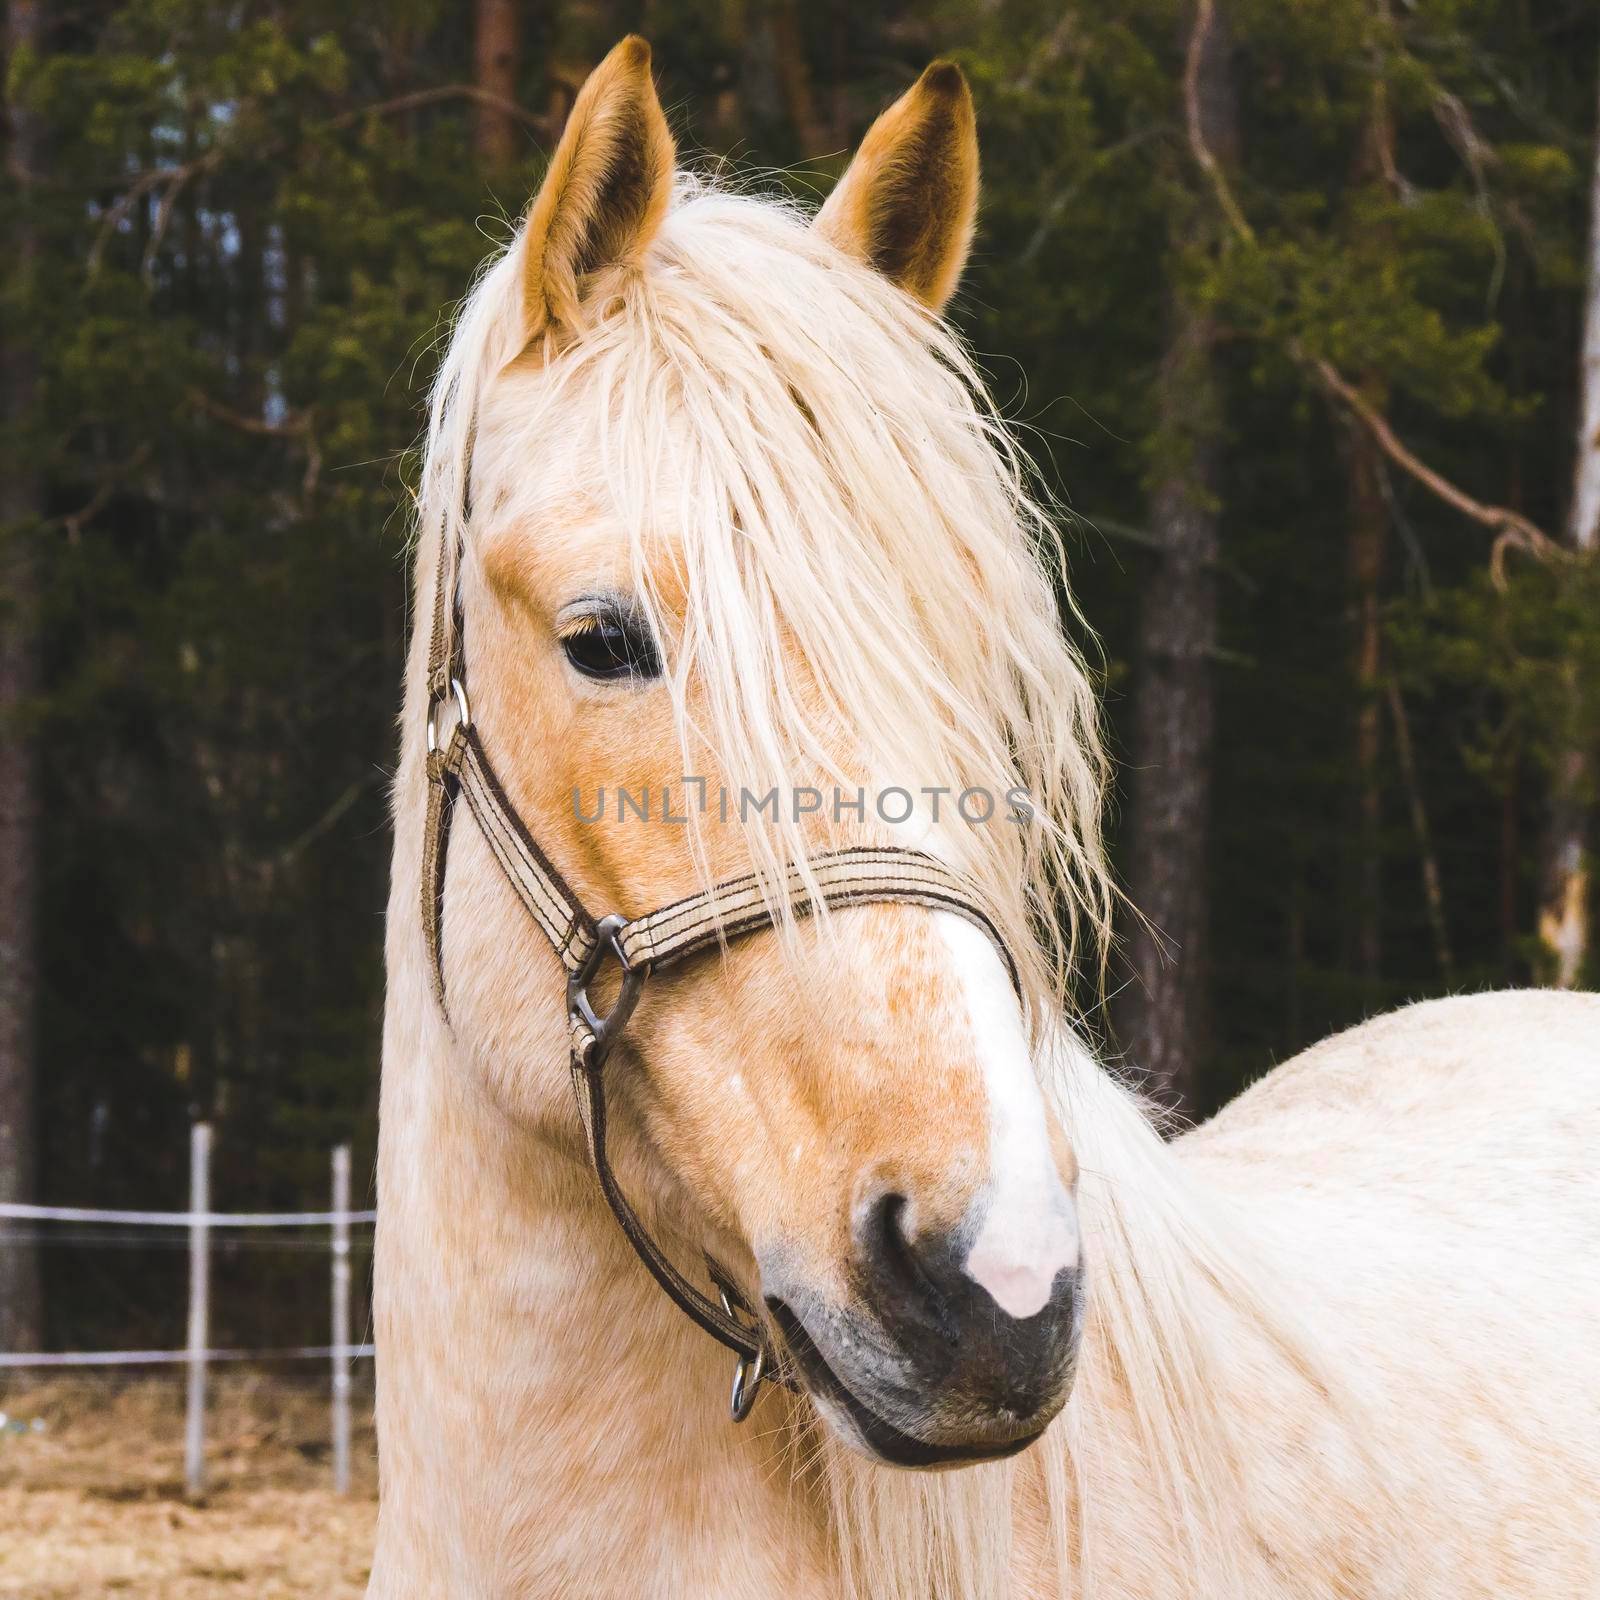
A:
[[1180, 988, 1600, 1198]]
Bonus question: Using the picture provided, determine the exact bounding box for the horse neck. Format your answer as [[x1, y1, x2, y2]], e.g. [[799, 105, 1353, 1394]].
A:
[[371, 703, 835, 1599]]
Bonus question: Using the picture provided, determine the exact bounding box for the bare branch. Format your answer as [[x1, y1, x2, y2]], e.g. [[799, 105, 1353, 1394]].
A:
[[189, 389, 309, 437], [188, 391, 322, 501], [54, 443, 153, 542], [321, 84, 549, 138], [1386, 678, 1455, 983], [1019, 126, 1169, 266], [1014, 13, 1078, 97], [1430, 85, 1507, 306], [1184, 0, 1254, 245], [1432, 85, 1499, 190], [1363, 27, 1419, 204], [88, 169, 167, 278], [275, 777, 377, 868], [142, 150, 224, 286], [1309, 355, 1562, 581]]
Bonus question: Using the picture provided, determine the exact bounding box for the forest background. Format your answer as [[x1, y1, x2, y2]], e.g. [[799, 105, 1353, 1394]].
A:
[[2, 0, 1596, 1352]]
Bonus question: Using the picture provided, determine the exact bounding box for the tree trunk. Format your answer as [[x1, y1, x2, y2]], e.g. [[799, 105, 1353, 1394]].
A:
[[0, 0, 44, 1354], [473, 0, 520, 166], [1346, 390, 1387, 991], [1121, 337, 1220, 1110], [1537, 50, 1600, 988], [1119, 3, 1239, 1112], [1342, 58, 1398, 997], [1387, 678, 1453, 982], [770, 0, 824, 156]]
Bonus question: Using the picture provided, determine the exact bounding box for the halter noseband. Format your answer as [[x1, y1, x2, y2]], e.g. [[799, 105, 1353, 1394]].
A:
[[417, 427, 1022, 1423]]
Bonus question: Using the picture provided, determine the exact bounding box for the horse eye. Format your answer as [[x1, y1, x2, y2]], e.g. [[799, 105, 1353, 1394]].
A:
[[561, 612, 663, 683]]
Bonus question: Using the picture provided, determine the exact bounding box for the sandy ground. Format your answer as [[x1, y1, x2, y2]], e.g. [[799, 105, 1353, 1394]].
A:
[[0, 1376, 376, 1598]]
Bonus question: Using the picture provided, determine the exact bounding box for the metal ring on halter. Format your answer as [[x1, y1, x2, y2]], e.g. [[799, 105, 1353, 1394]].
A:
[[719, 1285, 766, 1422], [730, 1347, 765, 1423], [426, 677, 471, 754], [568, 913, 647, 1072]]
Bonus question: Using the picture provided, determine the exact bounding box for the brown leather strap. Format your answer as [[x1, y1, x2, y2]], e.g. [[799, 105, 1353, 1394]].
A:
[[455, 728, 598, 971], [425, 511, 455, 703], [568, 1051, 771, 1362], [425, 405, 475, 702], [421, 738, 463, 1016], [616, 846, 1019, 988]]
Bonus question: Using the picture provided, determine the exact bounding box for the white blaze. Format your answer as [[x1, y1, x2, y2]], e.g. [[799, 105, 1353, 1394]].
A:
[[935, 913, 1078, 1320]]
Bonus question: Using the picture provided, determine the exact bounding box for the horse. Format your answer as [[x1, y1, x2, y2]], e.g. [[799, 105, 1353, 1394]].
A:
[[370, 37, 1600, 1599]]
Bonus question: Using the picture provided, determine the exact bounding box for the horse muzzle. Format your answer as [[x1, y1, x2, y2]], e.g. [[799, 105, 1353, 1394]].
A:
[[762, 1204, 1085, 1468]]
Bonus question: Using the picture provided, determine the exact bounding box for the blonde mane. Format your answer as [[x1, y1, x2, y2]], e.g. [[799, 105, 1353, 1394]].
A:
[[414, 175, 1362, 1600]]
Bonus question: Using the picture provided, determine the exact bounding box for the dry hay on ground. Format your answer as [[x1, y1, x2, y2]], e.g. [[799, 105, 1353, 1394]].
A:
[[0, 1375, 376, 1598]]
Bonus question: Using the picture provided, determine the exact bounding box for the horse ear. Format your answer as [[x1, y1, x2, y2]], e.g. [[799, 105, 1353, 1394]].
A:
[[522, 36, 675, 343], [814, 61, 979, 313]]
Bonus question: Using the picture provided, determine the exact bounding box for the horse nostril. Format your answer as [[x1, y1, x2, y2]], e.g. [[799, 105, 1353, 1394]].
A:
[[870, 1193, 917, 1279], [857, 1191, 956, 1339]]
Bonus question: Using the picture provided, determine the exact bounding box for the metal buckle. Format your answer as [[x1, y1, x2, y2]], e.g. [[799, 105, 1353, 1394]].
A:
[[568, 914, 645, 1071], [718, 1285, 766, 1423], [426, 677, 471, 754]]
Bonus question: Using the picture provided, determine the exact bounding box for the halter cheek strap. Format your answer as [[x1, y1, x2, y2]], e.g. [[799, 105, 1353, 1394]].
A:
[[416, 439, 1023, 1421]]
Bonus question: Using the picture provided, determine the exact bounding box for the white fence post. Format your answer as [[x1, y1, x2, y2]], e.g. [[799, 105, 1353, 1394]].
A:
[[330, 1143, 352, 1494], [184, 1122, 212, 1498]]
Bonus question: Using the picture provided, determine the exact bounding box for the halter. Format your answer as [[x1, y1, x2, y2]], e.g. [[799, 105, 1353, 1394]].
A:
[[417, 422, 1023, 1422]]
